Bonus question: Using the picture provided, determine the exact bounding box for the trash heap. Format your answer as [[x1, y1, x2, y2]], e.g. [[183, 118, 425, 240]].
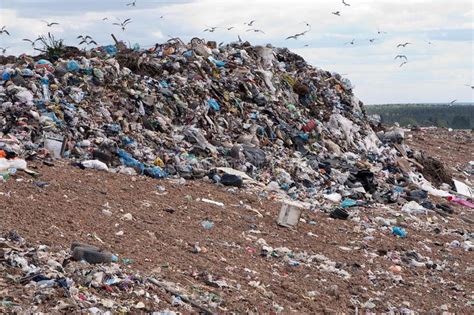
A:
[[0, 230, 220, 313], [1, 38, 466, 204]]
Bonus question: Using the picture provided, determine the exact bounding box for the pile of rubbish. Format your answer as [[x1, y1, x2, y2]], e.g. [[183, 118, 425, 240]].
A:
[[0, 38, 471, 205], [0, 230, 224, 313]]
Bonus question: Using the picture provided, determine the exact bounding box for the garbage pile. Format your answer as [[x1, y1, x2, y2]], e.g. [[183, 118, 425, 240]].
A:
[[1, 38, 471, 206], [1, 39, 388, 191], [0, 230, 223, 313]]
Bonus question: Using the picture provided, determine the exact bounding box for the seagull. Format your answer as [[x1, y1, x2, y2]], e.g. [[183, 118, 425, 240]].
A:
[[203, 26, 218, 32], [22, 38, 41, 47], [425, 40, 433, 45], [399, 61, 407, 67], [246, 29, 265, 34], [160, 15, 165, 19], [0, 47, 9, 54], [377, 29, 387, 34], [397, 42, 411, 47], [464, 84, 474, 89], [394, 55, 408, 61], [226, 26, 235, 30], [345, 39, 355, 45], [285, 30, 308, 40], [342, 0, 350, 6], [368, 38, 376, 43], [42, 20, 59, 27], [126, 0, 136, 6], [77, 35, 97, 46], [113, 18, 132, 31], [332, 11, 341, 16], [0, 26, 10, 35], [303, 44, 310, 47], [102, 17, 109, 21], [238, 35, 242, 42], [245, 20, 256, 26], [448, 99, 457, 106], [303, 21, 311, 29]]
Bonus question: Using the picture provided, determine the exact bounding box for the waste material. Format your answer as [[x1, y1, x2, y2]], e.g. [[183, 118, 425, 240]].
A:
[[1, 39, 471, 313]]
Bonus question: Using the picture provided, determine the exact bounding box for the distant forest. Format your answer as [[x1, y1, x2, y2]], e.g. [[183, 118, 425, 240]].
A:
[[366, 104, 474, 129]]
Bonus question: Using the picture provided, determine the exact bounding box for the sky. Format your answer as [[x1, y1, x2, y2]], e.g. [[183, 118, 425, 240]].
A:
[[0, 0, 473, 104]]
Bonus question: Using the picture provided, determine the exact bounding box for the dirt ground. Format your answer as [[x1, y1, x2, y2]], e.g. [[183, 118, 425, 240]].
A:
[[1, 129, 473, 313]]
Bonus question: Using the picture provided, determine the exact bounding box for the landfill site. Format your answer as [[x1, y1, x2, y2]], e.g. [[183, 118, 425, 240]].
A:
[[0, 38, 473, 314]]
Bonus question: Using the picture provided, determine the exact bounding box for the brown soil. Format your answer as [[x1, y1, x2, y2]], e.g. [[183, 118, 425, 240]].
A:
[[1, 129, 473, 313]]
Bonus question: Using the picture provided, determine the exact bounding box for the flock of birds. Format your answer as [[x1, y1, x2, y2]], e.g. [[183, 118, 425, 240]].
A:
[[0, 0, 473, 92]]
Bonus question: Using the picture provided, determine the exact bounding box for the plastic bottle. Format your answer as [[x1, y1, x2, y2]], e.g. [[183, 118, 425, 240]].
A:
[[71, 243, 118, 264]]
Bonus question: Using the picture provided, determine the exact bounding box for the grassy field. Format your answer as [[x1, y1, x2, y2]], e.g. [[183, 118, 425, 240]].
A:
[[366, 103, 474, 129]]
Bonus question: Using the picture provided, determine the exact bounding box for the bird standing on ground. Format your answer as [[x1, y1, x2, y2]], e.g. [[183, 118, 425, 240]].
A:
[[0, 26, 10, 35], [113, 18, 132, 31], [42, 20, 59, 27], [394, 55, 408, 61], [246, 29, 265, 34], [397, 42, 411, 47], [342, 0, 350, 6], [126, 0, 136, 6], [332, 11, 341, 16], [399, 61, 408, 67]]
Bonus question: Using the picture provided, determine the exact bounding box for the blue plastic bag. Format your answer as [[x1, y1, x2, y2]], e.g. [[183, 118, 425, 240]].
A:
[[207, 98, 220, 111], [341, 199, 357, 208], [144, 166, 167, 178], [67, 60, 80, 72], [117, 149, 145, 173], [392, 226, 407, 238]]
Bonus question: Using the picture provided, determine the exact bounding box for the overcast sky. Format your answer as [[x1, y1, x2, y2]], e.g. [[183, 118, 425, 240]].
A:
[[1, 0, 473, 104]]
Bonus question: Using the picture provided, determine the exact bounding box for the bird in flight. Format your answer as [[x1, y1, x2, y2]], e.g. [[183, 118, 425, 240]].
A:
[[332, 11, 341, 16], [126, 0, 136, 6], [399, 61, 408, 67], [246, 29, 265, 34], [245, 20, 256, 26], [42, 20, 59, 27], [102, 17, 109, 21], [113, 18, 132, 31], [22, 37, 41, 47], [377, 29, 387, 34], [0, 47, 9, 54], [286, 30, 308, 40], [303, 21, 311, 29], [464, 84, 474, 89], [448, 99, 457, 106], [394, 55, 408, 61], [77, 35, 97, 46], [368, 38, 376, 43], [203, 26, 218, 32], [0, 26, 10, 35], [342, 0, 350, 6], [227, 26, 235, 30], [345, 39, 355, 45], [397, 42, 411, 47], [425, 40, 433, 45]]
